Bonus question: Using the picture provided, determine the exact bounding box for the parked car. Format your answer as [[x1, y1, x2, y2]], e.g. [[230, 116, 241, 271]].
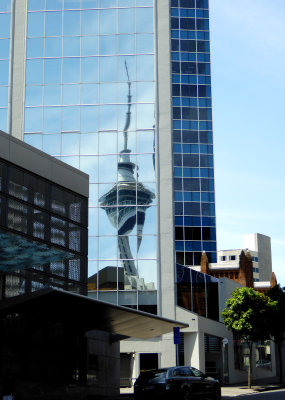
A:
[[256, 359, 272, 369], [134, 366, 221, 400]]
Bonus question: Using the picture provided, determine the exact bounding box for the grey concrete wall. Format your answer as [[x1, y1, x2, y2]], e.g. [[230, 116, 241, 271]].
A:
[[243, 233, 272, 281], [155, 0, 177, 368], [9, 0, 27, 139], [0, 130, 89, 197]]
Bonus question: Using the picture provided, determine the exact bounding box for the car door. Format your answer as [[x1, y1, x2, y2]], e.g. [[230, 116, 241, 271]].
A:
[[191, 368, 213, 397]]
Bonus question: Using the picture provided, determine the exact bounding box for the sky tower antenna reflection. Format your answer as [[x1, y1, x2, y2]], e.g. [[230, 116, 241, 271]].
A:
[[99, 62, 155, 289]]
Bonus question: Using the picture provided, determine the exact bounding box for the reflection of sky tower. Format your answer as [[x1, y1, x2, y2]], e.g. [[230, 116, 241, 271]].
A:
[[99, 62, 155, 279]]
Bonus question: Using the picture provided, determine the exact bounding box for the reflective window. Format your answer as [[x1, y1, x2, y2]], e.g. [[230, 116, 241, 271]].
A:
[[24, 1, 156, 312]]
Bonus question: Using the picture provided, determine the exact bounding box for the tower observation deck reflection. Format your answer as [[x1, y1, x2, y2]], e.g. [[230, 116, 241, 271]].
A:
[[99, 63, 155, 289]]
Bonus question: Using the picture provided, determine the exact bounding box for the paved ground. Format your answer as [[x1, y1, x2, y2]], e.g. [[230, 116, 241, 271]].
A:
[[119, 379, 285, 399], [222, 384, 285, 398]]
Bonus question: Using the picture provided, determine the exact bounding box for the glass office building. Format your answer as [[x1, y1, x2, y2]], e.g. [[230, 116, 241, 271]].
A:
[[1, 0, 216, 317]]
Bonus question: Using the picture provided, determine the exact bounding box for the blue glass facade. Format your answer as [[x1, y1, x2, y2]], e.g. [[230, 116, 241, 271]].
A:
[[171, 0, 217, 266], [0, 0, 218, 317]]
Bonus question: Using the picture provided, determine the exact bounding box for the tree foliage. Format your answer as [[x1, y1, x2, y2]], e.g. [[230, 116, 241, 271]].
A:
[[266, 284, 285, 383], [222, 287, 277, 388]]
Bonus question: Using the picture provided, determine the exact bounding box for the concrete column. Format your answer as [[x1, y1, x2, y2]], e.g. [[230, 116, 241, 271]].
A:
[[184, 332, 205, 371], [9, 0, 27, 139], [155, 1, 176, 321]]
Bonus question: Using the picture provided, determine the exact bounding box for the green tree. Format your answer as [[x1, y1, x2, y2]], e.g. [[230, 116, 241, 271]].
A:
[[266, 284, 285, 383], [221, 287, 276, 388]]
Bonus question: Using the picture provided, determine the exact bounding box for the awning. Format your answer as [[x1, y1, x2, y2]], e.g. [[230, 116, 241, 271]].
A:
[[0, 288, 188, 339]]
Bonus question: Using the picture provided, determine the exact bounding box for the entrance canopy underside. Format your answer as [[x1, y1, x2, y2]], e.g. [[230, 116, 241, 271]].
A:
[[0, 288, 188, 339]]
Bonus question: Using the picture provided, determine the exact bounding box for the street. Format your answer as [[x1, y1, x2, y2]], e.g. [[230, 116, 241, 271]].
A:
[[223, 389, 285, 400]]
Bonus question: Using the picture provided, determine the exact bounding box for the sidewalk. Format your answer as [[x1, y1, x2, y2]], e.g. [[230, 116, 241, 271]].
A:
[[120, 378, 285, 398], [221, 378, 285, 398]]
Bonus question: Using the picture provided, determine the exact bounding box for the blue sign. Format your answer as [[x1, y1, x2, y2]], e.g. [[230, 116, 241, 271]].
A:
[[173, 327, 181, 344]]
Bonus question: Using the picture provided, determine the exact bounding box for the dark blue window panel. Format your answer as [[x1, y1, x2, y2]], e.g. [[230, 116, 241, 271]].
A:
[[196, 0, 209, 9], [184, 168, 199, 178], [198, 75, 211, 84], [180, 0, 195, 8], [171, 30, 180, 39], [201, 203, 215, 216], [172, 72, 180, 81], [197, 63, 210, 75], [176, 241, 184, 251], [173, 143, 182, 153], [197, 31, 209, 41], [171, 39, 180, 51], [197, 41, 210, 53], [198, 85, 211, 97], [197, 52, 210, 61], [184, 227, 201, 240], [172, 83, 181, 95], [175, 202, 183, 215], [174, 167, 183, 177], [175, 216, 183, 225], [180, 31, 196, 40], [183, 168, 190, 178], [203, 241, 217, 252], [173, 107, 181, 119], [198, 98, 211, 107], [182, 98, 198, 106], [180, 19, 196, 31], [171, 18, 179, 29], [182, 131, 198, 143], [201, 192, 215, 202], [184, 216, 201, 226], [173, 131, 182, 143], [173, 120, 182, 129], [202, 217, 215, 227], [199, 121, 212, 130], [200, 154, 213, 167], [182, 85, 197, 97], [173, 97, 181, 106], [171, 0, 178, 6], [196, 9, 209, 18], [185, 241, 202, 251], [196, 19, 209, 31], [183, 178, 200, 191], [174, 178, 183, 190], [182, 108, 198, 120], [181, 40, 196, 52], [183, 144, 199, 153], [184, 202, 200, 215], [180, 9, 195, 17], [201, 179, 214, 191], [181, 63, 197, 74], [199, 108, 212, 120], [208, 252, 217, 263], [184, 192, 200, 202], [181, 75, 197, 84], [171, 8, 179, 17], [175, 191, 183, 201], [182, 121, 198, 129], [183, 154, 199, 167], [202, 227, 216, 241], [172, 62, 180, 74], [174, 153, 182, 165], [201, 168, 214, 178]]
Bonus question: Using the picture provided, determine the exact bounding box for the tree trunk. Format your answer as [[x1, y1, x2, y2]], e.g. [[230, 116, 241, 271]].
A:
[[248, 343, 252, 389]]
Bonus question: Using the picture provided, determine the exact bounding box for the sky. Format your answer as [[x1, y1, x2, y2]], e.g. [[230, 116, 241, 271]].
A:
[[210, 0, 285, 286]]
